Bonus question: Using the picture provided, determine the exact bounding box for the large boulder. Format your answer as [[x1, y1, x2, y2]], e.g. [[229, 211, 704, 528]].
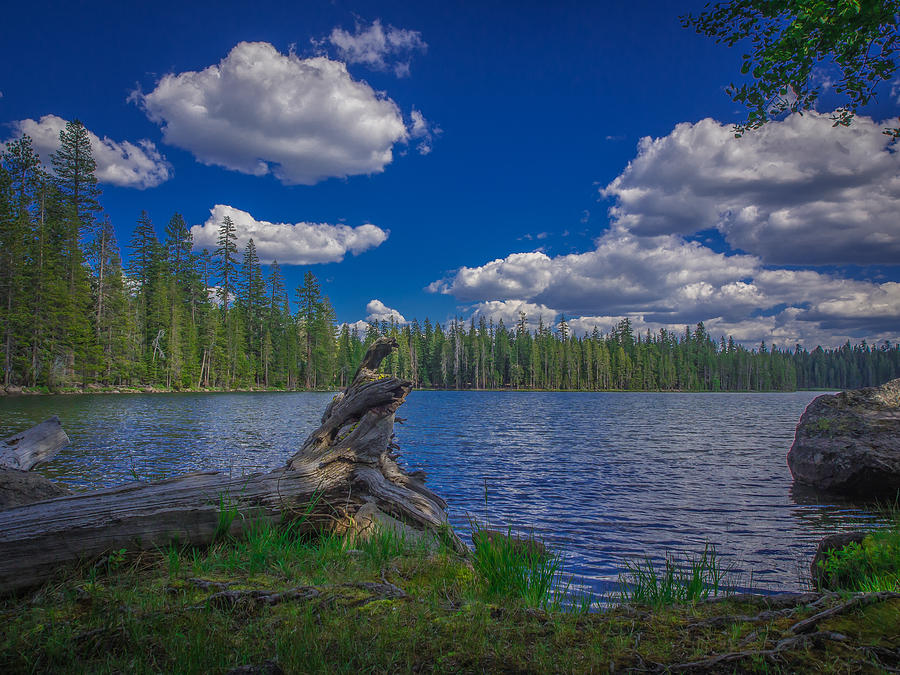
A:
[[787, 378, 900, 495]]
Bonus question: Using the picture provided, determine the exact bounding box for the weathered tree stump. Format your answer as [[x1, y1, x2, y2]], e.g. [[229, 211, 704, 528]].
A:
[[0, 417, 72, 511], [0, 338, 463, 594], [0, 416, 69, 471]]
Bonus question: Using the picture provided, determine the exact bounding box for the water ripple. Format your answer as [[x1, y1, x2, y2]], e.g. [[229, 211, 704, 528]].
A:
[[0, 390, 885, 594]]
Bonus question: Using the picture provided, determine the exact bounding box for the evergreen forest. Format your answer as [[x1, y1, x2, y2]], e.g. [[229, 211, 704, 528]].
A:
[[2, 122, 899, 394]]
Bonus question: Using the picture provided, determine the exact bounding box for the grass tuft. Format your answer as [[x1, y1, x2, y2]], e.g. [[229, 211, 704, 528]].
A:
[[821, 502, 900, 592], [617, 542, 730, 607], [469, 520, 587, 610]]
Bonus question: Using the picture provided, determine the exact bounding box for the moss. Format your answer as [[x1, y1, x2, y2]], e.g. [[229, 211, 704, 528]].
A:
[[805, 415, 852, 437], [2, 526, 898, 673]]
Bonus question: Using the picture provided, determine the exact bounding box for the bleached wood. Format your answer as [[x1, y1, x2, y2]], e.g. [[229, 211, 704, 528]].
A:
[[0, 416, 69, 471], [0, 337, 463, 595]]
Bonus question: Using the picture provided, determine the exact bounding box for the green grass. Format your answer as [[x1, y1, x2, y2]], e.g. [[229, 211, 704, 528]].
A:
[[471, 525, 563, 608], [617, 542, 731, 607], [2, 523, 898, 673], [469, 520, 601, 612], [820, 505, 900, 592]]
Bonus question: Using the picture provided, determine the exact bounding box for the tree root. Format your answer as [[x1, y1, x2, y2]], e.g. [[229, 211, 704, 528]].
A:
[[789, 591, 900, 634], [668, 630, 849, 671], [688, 606, 797, 628], [701, 591, 827, 609], [204, 586, 322, 609], [180, 573, 409, 610]]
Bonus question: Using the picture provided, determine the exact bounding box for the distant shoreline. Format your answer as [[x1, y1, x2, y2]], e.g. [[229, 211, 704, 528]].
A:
[[1, 384, 836, 397]]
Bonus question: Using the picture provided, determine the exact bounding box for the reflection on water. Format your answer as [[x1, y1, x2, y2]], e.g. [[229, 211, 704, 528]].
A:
[[0, 389, 886, 594]]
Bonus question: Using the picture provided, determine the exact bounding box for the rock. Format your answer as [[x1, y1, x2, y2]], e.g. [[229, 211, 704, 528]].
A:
[[787, 378, 900, 496], [5, 385, 22, 396], [810, 531, 868, 590], [0, 468, 71, 511]]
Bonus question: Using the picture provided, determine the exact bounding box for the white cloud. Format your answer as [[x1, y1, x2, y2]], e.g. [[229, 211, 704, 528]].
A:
[[343, 319, 372, 334], [365, 299, 407, 324], [135, 41, 410, 185], [601, 112, 900, 265], [565, 310, 898, 349], [468, 300, 558, 329], [408, 108, 439, 155], [192, 205, 387, 265], [430, 225, 900, 347], [205, 285, 237, 308], [430, 228, 760, 320], [325, 19, 426, 77], [8, 114, 171, 189]]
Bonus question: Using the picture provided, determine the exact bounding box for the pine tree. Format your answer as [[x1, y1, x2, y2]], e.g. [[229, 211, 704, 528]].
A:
[[296, 271, 321, 389], [239, 239, 265, 384], [165, 213, 193, 290], [0, 136, 43, 385], [213, 215, 239, 385], [51, 119, 101, 237], [264, 261, 286, 387], [215, 215, 238, 313]]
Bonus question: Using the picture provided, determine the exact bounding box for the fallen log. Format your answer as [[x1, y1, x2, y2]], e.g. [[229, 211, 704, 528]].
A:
[[0, 417, 72, 510], [0, 416, 69, 471], [0, 338, 464, 595]]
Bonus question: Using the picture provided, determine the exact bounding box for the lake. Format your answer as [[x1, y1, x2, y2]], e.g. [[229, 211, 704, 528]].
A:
[[0, 390, 884, 595]]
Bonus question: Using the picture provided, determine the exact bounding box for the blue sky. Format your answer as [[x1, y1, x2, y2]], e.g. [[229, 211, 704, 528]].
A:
[[2, 0, 899, 347]]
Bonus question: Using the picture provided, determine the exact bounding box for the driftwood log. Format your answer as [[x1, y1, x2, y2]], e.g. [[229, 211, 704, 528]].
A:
[[0, 416, 72, 511], [0, 416, 69, 471], [0, 338, 463, 595]]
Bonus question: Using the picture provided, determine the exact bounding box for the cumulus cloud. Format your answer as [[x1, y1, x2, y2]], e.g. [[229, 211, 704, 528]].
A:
[[8, 114, 171, 189], [192, 205, 387, 265], [430, 226, 900, 346], [365, 299, 407, 324], [430, 228, 760, 321], [469, 300, 558, 329], [566, 310, 898, 350], [135, 41, 410, 185], [325, 19, 426, 77], [601, 112, 900, 265], [343, 319, 372, 334]]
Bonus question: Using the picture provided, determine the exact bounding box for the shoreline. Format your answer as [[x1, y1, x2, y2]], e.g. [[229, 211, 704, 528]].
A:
[[0, 384, 835, 397]]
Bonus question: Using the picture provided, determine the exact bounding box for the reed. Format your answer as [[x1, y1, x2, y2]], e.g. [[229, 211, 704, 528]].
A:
[[617, 542, 730, 607]]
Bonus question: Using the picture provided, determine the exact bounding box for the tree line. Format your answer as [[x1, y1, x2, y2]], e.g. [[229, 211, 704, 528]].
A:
[[2, 121, 898, 393]]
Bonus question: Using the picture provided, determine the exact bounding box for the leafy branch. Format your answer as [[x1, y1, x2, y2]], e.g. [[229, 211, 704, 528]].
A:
[[683, 0, 900, 138]]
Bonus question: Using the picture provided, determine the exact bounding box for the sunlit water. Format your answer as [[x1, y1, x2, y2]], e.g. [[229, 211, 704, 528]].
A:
[[0, 390, 885, 595]]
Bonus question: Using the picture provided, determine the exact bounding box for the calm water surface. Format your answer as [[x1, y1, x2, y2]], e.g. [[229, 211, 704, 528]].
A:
[[0, 390, 884, 594]]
